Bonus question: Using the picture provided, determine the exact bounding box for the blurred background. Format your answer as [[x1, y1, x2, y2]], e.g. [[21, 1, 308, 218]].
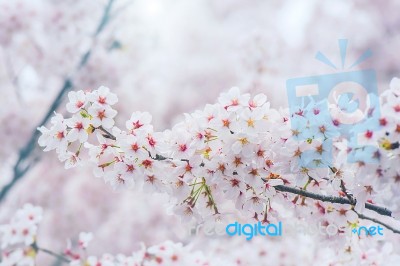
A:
[[1, 0, 400, 264]]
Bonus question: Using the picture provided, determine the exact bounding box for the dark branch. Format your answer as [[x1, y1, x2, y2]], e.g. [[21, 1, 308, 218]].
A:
[[356, 212, 400, 234], [32, 242, 70, 263], [98, 126, 116, 140], [274, 185, 392, 217]]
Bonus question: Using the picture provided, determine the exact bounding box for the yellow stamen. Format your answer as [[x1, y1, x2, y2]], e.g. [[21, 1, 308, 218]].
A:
[[247, 118, 255, 127], [380, 138, 392, 150], [238, 137, 249, 145]]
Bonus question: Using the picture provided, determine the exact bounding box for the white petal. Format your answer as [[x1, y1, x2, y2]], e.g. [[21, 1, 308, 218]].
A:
[[102, 118, 114, 129]]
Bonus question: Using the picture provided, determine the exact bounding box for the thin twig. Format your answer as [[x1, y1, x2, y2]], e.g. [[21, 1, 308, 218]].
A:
[[356, 212, 400, 234], [277, 183, 399, 234], [98, 126, 116, 140], [274, 185, 392, 217], [38, 247, 71, 263], [340, 180, 355, 204], [31, 242, 70, 263]]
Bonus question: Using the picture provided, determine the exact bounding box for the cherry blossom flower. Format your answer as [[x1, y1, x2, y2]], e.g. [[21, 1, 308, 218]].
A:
[[87, 104, 117, 129], [119, 134, 148, 160], [0, 204, 43, 249], [248, 93, 268, 110], [66, 91, 88, 114], [87, 86, 118, 106], [66, 115, 90, 143], [242, 192, 268, 213], [0, 248, 35, 266], [327, 204, 358, 226], [126, 111, 153, 133], [104, 162, 136, 190], [37, 113, 68, 152], [78, 232, 93, 249], [218, 87, 250, 111]]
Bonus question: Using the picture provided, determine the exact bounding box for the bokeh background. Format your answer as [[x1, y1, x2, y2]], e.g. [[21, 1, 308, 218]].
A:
[[1, 0, 400, 264]]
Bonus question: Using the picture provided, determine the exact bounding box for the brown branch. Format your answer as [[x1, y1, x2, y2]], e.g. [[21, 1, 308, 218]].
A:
[[337, 180, 400, 234], [339, 180, 355, 204], [276, 182, 399, 234], [274, 185, 392, 217], [98, 126, 116, 140]]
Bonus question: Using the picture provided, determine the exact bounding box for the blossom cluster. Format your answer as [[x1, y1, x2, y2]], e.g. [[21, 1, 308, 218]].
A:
[[0, 204, 42, 266], [38, 86, 118, 169], [38, 83, 400, 238], [38, 86, 286, 223], [0, 205, 225, 266]]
